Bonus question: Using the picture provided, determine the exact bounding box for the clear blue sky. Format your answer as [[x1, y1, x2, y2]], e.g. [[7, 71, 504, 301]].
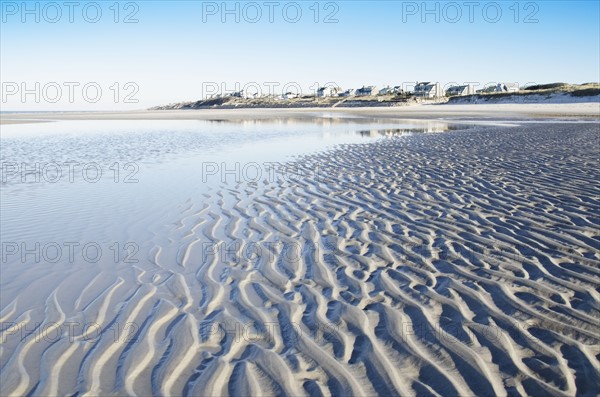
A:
[[1, 0, 599, 110]]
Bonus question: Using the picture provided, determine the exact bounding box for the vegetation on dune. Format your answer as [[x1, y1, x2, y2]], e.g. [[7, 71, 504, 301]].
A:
[[524, 83, 568, 91], [448, 83, 600, 103], [569, 87, 600, 97]]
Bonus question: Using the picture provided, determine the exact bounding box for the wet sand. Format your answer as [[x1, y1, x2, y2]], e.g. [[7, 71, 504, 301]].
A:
[[1, 109, 599, 396]]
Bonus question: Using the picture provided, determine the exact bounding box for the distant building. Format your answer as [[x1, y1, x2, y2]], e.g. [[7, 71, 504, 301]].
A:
[[476, 83, 520, 94], [231, 89, 259, 99], [378, 86, 403, 95], [355, 86, 377, 96], [413, 82, 442, 98], [446, 84, 476, 97], [338, 89, 355, 97], [477, 85, 497, 94], [496, 83, 520, 93], [378, 86, 392, 95], [282, 92, 300, 99], [316, 86, 339, 97]]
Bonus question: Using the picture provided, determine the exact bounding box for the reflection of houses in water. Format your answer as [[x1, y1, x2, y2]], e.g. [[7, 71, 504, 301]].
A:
[[357, 124, 453, 137], [204, 118, 469, 136]]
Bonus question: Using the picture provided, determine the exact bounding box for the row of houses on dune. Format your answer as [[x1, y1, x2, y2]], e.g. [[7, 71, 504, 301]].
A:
[[317, 85, 404, 98], [413, 82, 519, 98], [212, 82, 521, 100], [316, 82, 520, 99]]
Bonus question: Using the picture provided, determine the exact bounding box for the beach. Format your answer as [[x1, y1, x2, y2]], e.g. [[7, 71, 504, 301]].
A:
[[1, 105, 599, 396], [2, 103, 600, 125]]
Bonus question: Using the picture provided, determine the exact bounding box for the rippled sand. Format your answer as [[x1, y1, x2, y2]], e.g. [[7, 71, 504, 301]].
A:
[[1, 121, 599, 396]]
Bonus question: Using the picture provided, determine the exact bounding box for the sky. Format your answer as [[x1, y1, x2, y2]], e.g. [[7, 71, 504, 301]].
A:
[[1, 0, 599, 110]]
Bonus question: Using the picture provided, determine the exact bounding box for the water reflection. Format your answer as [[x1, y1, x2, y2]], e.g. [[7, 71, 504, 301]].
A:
[[1, 118, 470, 190], [357, 127, 439, 137], [357, 123, 471, 137], [202, 117, 470, 136], [0, 116, 471, 244]]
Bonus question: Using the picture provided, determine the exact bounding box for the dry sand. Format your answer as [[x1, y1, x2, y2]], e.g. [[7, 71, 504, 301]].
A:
[[1, 105, 599, 396], [1, 102, 599, 125]]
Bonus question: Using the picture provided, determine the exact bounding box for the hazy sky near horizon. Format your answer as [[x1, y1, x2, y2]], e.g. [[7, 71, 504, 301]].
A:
[[1, 0, 599, 110]]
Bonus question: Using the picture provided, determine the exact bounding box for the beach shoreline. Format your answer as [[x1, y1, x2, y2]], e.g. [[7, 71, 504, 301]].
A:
[[2, 103, 599, 125]]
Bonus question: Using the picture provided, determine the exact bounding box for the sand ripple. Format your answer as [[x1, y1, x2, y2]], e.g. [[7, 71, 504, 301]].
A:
[[1, 122, 599, 396]]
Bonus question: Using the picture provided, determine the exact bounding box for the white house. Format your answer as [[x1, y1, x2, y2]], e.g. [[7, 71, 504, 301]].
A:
[[446, 84, 476, 97], [413, 82, 442, 98], [378, 86, 403, 95], [378, 86, 392, 95], [282, 92, 300, 99], [231, 89, 260, 99], [496, 83, 520, 93], [355, 86, 377, 96], [477, 85, 498, 94], [316, 86, 339, 97]]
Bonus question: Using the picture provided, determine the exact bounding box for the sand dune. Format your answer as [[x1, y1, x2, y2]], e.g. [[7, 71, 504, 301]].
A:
[[1, 121, 599, 396]]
